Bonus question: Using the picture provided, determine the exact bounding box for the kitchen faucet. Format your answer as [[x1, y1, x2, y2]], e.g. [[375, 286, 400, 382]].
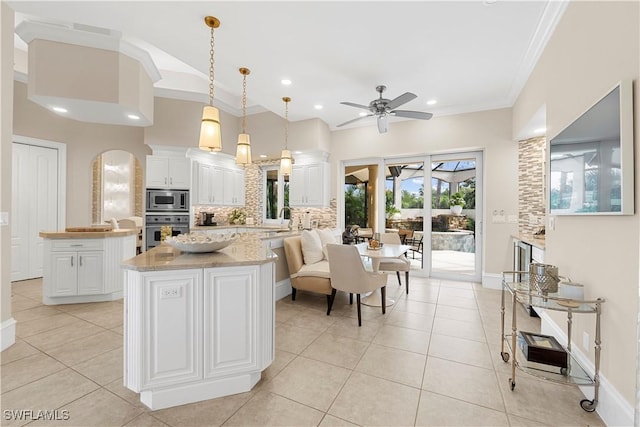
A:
[[279, 206, 292, 229]]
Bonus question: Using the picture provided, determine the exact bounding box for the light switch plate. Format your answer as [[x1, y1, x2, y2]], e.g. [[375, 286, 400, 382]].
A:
[[0, 212, 8, 226]]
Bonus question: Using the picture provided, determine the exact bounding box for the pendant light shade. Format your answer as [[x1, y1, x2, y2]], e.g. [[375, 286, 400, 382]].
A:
[[280, 97, 293, 176], [280, 149, 292, 176], [199, 105, 222, 152], [236, 67, 252, 164], [236, 133, 252, 164], [199, 16, 222, 152]]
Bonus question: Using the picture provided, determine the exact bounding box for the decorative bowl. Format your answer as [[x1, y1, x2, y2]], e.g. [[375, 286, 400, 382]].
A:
[[165, 232, 238, 253]]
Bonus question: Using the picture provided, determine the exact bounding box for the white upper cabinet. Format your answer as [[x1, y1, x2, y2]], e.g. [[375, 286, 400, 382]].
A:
[[223, 168, 245, 206], [146, 156, 191, 189], [193, 160, 245, 207], [290, 163, 329, 207]]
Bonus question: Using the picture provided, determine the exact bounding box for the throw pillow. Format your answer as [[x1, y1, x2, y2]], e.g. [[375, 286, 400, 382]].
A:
[[316, 228, 337, 259], [301, 229, 323, 264]]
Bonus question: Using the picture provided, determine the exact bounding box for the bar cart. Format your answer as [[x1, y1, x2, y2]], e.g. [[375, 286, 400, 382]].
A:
[[500, 271, 605, 412]]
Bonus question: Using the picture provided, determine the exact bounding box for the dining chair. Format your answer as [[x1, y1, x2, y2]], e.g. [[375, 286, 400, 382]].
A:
[[326, 244, 388, 326], [376, 232, 411, 294]]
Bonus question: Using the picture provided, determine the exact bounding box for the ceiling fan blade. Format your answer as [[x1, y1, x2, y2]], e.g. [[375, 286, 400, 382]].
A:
[[385, 92, 417, 110], [340, 101, 371, 110], [377, 115, 388, 133], [337, 114, 373, 127], [391, 110, 433, 120]]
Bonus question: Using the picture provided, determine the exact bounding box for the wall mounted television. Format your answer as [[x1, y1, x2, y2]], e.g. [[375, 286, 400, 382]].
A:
[[549, 80, 634, 215]]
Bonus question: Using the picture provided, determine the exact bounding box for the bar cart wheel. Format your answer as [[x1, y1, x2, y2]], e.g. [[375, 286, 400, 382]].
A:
[[580, 399, 596, 412], [501, 352, 510, 362], [509, 378, 516, 390]]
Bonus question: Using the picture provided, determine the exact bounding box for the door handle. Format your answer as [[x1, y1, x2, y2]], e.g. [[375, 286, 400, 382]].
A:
[[79, 255, 83, 267], [70, 256, 73, 267], [164, 177, 167, 185], [170, 177, 173, 185]]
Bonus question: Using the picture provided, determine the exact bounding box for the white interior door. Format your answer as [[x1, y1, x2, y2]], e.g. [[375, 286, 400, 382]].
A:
[[11, 142, 59, 281]]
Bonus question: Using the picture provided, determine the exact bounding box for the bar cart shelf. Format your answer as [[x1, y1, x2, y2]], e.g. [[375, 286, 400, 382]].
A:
[[500, 271, 605, 412]]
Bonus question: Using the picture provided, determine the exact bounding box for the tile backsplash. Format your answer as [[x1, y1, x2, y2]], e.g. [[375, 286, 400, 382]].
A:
[[518, 137, 545, 235]]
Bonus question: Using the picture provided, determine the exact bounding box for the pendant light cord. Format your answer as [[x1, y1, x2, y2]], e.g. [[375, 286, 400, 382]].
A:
[[284, 100, 289, 150], [209, 25, 215, 107], [241, 74, 247, 133]]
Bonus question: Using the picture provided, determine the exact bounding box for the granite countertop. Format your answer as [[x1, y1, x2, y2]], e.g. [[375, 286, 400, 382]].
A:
[[513, 233, 545, 250], [122, 232, 277, 272], [40, 229, 137, 239], [192, 224, 292, 231]]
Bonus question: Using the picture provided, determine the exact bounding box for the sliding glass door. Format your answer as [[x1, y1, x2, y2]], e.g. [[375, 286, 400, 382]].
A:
[[427, 151, 483, 281]]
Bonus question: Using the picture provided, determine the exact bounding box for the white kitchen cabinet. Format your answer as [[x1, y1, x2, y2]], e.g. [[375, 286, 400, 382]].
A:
[[290, 163, 328, 207], [204, 266, 258, 377], [194, 162, 224, 205], [140, 269, 203, 389], [41, 233, 135, 305], [193, 161, 244, 207], [223, 168, 245, 206], [124, 262, 275, 410], [146, 155, 191, 189]]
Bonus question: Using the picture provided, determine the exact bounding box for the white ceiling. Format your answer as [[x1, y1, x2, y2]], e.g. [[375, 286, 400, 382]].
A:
[[8, 1, 566, 134]]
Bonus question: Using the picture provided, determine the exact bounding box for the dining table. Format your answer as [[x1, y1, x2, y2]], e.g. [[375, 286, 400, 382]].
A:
[[355, 242, 412, 307]]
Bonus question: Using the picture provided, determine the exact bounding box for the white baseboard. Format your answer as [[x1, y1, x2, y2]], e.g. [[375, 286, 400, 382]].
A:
[[1, 318, 17, 352], [482, 272, 502, 290], [275, 279, 292, 301], [539, 311, 634, 427]]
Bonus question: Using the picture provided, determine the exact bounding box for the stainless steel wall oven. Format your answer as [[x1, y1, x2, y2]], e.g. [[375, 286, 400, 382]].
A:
[[145, 214, 190, 250]]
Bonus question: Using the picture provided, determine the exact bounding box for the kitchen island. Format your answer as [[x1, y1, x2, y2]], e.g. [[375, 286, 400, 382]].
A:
[[121, 233, 277, 410], [39, 229, 137, 305]]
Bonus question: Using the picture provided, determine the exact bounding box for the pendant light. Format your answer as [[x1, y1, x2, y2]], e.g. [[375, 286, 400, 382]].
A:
[[235, 67, 252, 164], [280, 97, 293, 176], [199, 16, 222, 152]]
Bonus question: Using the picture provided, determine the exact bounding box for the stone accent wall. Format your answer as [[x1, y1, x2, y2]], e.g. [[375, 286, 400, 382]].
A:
[[194, 159, 337, 228], [518, 137, 546, 234]]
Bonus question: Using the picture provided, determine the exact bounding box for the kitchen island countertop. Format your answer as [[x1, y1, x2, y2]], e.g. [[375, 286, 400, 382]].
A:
[[40, 229, 137, 239]]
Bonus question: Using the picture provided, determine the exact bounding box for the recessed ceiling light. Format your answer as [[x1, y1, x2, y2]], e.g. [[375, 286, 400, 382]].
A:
[[52, 106, 68, 113], [359, 112, 368, 117], [127, 114, 140, 120], [534, 127, 546, 133], [259, 154, 268, 158], [281, 79, 292, 85], [426, 99, 437, 105], [314, 105, 323, 110], [294, 151, 302, 154]]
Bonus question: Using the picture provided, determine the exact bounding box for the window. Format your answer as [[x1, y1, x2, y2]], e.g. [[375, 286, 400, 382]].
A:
[[263, 166, 289, 223]]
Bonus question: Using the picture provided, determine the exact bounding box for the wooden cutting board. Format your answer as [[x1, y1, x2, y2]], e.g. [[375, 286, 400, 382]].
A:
[[65, 226, 112, 232]]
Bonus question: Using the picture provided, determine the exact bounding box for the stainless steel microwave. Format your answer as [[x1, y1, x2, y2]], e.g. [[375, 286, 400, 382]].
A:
[[146, 189, 189, 212]]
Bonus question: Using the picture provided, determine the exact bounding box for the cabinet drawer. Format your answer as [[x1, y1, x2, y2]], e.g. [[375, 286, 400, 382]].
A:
[[52, 239, 105, 251]]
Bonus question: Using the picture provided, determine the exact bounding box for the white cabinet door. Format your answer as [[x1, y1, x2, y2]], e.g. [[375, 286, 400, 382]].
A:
[[142, 270, 202, 389], [168, 158, 191, 189], [223, 169, 236, 205], [233, 169, 246, 206], [77, 251, 104, 295], [50, 252, 77, 296], [146, 156, 169, 188], [289, 165, 306, 206], [289, 163, 327, 207], [146, 156, 191, 189], [203, 266, 258, 378], [211, 167, 224, 205], [195, 163, 214, 205]]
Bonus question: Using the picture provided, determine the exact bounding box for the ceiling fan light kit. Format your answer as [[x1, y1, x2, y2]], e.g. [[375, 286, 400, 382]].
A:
[[338, 85, 433, 133], [199, 16, 223, 152]]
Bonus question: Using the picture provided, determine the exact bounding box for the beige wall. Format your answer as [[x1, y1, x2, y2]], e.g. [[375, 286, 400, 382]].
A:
[[1, 3, 14, 327], [513, 1, 640, 406], [13, 81, 148, 227], [330, 108, 518, 276]]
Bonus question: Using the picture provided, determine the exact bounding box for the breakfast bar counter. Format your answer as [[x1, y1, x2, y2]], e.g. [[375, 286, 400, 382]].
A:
[[122, 233, 277, 410]]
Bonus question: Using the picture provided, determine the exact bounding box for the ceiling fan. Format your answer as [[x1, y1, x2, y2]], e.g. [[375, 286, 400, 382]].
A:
[[337, 85, 433, 133]]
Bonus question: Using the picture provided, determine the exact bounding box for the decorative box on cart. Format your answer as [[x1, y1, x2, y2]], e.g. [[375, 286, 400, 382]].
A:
[[518, 331, 567, 369]]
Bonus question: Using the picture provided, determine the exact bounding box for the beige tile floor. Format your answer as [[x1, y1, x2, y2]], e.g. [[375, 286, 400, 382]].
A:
[[2, 277, 605, 426]]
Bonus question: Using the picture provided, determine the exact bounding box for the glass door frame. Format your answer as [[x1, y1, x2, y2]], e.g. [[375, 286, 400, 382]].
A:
[[338, 157, 386, 235], [427, 151, 483, 282]]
